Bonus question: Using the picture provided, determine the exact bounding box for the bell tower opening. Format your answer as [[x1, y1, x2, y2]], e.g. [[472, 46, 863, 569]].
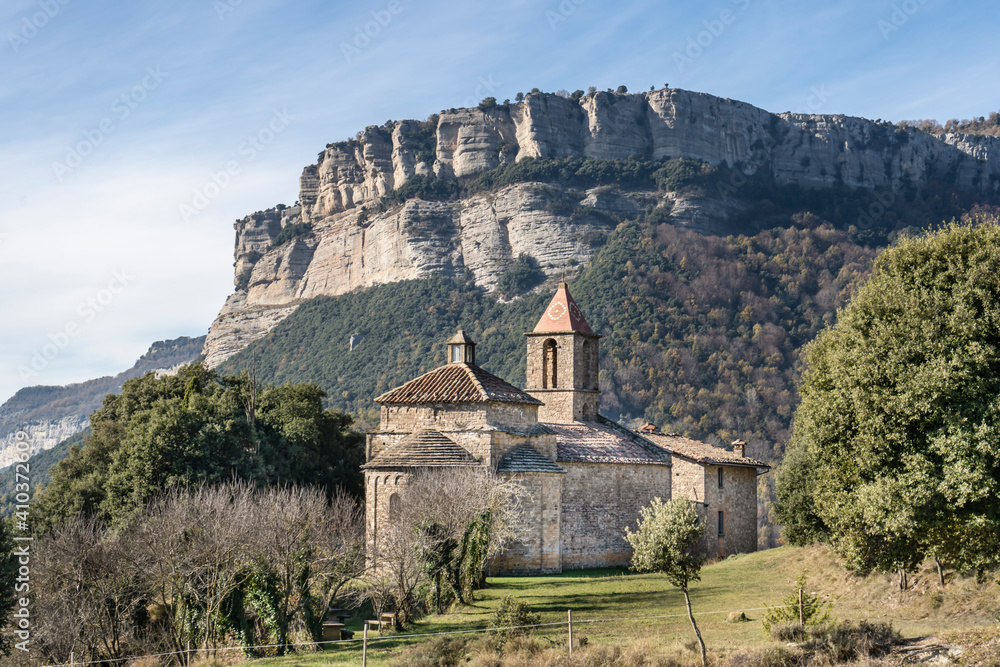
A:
[[543, 339, 558, 388]]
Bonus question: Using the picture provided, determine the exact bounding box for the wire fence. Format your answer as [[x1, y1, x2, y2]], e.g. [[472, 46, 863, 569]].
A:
[[41, 596, 885, 667]]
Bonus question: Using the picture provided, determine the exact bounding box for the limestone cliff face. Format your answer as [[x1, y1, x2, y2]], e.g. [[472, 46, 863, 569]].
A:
[[202, 87, 1000, 368]]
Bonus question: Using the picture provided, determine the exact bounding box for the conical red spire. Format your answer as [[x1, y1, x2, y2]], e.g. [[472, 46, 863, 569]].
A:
[[533, 283, 593, 334]]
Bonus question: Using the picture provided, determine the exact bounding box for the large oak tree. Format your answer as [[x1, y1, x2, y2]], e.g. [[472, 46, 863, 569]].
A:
[[777, 220, 1000, 584]]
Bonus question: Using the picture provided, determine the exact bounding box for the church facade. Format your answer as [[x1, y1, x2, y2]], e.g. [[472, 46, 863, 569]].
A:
[[364, 284, 768, 574]]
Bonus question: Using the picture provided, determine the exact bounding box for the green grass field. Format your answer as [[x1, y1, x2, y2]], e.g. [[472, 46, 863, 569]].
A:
[[248, 546, 1000, 666]]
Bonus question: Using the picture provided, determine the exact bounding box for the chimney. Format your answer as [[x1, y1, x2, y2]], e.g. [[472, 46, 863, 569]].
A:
[[732, 439, 746, 458], [639, 422, 659, 434]]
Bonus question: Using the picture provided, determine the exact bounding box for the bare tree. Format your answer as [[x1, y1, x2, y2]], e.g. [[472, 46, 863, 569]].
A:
[[133, 482, 259, 659], [247, 485, 364, 654], [31, 517, 146, 664], [363, 467, 529, 621]]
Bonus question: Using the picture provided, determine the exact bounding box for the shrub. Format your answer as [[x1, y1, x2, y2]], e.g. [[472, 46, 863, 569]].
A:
[[235, 265, 254, 291], [769, 622, 805, 642], [488, 596, 539, 652], [378, 175, 459, 210], [761, 571, 831, 634], [804, 620, 901, 661], [270, 222, 313, 248], [728, 646, 805, 667], [408, 636, 471, 667], [652, 158, 704, 192]]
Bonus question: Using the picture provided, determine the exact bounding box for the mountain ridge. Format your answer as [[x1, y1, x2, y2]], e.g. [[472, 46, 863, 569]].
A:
[[201, 87, 1000, 368], [0, 335, 205, 470]]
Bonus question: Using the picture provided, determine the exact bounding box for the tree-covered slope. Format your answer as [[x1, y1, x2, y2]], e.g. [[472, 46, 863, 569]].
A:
[[220, 217, 876, 460]]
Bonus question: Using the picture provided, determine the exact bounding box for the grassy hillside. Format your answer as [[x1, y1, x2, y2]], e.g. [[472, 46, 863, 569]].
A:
[[249, 546, 1000, 666]]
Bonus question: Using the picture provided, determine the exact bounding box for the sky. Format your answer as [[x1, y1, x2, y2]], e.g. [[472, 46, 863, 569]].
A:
[[1, 0, 998, 403]]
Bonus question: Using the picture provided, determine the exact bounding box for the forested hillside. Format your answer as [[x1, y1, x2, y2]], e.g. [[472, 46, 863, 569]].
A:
[[220, 219, 875, 461]]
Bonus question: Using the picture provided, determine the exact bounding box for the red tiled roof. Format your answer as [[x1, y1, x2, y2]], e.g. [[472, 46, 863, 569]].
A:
[[375, 362, 542, 405], [548, 417, 671, 465], [642, 432, 770, 468], [363, 430, 478, 468], [532, 283, 594, 334]]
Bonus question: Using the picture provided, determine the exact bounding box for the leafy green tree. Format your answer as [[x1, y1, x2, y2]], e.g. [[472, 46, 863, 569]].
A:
[[778, 220, 1000, 585], [35, 365, 363, 528], [625, 497, 707, 665]]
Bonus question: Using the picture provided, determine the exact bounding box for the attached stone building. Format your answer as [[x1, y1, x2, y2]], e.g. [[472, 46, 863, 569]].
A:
[[364, 284, 769, 573]]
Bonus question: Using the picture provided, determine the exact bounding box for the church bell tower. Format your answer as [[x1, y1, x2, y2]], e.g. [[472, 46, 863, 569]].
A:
[[525, 283, 600, 422]]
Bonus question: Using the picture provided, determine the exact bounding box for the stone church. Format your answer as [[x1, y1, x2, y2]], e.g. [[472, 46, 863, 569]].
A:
[[364, 283, 768, 574]]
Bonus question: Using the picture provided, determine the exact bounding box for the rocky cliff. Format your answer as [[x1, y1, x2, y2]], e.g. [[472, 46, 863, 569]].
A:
[[0, 336, 205, 469], [202, 87, 1000, 367]]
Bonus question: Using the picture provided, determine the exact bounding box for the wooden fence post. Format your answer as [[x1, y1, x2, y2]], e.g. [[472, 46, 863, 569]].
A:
[[363, 622, 369, 667], [798, 588, 804, 625], [568, 610, 573, 656]]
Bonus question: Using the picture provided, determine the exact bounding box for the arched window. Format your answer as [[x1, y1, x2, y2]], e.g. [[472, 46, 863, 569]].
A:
[[389, 493, 401, 521], [542, 339, 558, 388], [582, 340, 594, 389]]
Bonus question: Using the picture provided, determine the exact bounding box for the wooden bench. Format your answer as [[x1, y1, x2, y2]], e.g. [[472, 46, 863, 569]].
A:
[[365, 612, 397, 634]]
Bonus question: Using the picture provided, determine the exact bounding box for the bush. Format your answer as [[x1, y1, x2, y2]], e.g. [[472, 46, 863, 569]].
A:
[[769, 622, 805, 642], [652, 158, 705, 192], [235, 265, 254, 291], [379, 174, 460, 210], [270, 222, 313, 248], [488, 596, 539, 652], [408, 636, 472, 667], [761, 571, 831, 634], [804, 620, 901, 661], [728, 646, 805, 667]]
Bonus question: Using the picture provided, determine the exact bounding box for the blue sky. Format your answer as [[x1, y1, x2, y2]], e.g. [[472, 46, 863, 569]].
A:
[[1, 0, 998, 403]]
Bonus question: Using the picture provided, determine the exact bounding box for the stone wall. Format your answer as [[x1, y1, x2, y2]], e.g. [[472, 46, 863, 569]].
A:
[[714, 465, 759, 557], [376, 402, 538, 434], [367, 401, 550, 465], [671, 458, 759, 559], [559, 462, 671, 570], [492, 472, 562, 574], [364, 469, 413, 557]]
